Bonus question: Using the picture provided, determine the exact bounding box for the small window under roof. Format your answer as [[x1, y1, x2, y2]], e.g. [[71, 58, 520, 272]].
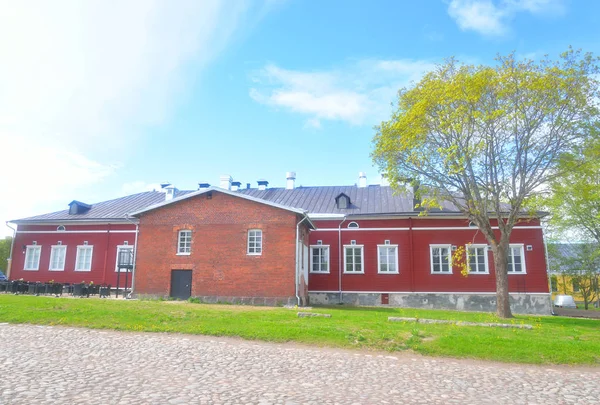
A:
[[68, 200, 92, 215], [335, 193, 351, 209]]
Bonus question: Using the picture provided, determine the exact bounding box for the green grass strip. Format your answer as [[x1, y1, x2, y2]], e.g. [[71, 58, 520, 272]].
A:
[[0, 295, 598, 365]]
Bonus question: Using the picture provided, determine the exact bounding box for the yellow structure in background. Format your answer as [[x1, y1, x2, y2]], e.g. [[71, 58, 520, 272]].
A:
[[550, 273, 599, 306]]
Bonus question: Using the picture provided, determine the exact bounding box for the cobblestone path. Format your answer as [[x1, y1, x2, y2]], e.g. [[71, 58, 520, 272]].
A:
[[0, 323, 598, 404]]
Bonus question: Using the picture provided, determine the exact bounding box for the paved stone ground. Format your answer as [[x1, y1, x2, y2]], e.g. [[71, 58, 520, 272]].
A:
[[0, 324, 599, 404]]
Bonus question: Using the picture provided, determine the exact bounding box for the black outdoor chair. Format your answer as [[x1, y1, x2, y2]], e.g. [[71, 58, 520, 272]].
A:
[[72, 283, 83, 297], [51, 283, 63, 297], [99, 285, 111, 298]]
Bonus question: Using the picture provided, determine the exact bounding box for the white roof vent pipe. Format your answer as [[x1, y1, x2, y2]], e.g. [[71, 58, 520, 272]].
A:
[[286, 172, 296, 190], [164, 184, 177, 201], [231, 181, 241, 191], [257, 179, 269, 191], [358, 172, 367, 188], [219, 175, 232, 190]]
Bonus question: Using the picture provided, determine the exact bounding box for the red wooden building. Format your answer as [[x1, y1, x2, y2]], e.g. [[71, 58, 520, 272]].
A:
[[7, 172, 552, 314]]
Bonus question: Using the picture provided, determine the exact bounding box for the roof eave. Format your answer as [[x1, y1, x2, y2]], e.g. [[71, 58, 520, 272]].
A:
[[10, 218, 137, 225]]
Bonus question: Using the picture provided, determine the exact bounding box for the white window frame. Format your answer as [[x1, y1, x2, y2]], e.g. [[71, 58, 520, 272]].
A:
[[310, 245, 330, 273], [344, 245, 364, 274], [507, 244, 527, 274], [247, 229, 263, 255], [75, 245, 93, 272], [377, 244, 399, 274], [49, 245, 67, 271], [466, 244, 489, 274], [24, 245, 42, 271], [115, 245, 134, 272], [430, 244, 452, 274], [177, 230, 192, 255]]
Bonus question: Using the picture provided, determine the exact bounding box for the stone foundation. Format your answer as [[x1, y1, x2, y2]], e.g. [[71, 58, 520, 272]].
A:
[[136, 294, 300, 306], [309, 292, 552, 315]]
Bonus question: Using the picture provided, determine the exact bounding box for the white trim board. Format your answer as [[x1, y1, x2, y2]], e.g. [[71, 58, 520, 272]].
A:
[[314, 226, 542, 232], [308, 290, 551, 295], [16, 230, 137, 234]]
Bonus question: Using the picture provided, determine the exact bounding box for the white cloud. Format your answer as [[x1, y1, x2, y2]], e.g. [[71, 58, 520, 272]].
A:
[[448, 0, 507, 36], [249, 59, 435, 127], [0, 0, 260, 235], [447, 0, 566, 37]]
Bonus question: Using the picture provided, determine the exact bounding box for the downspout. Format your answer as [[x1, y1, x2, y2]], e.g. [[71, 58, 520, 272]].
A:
[[295, 214, 310, 306], [102, 223, 111, 285], [338, 216, 347, 303], [542, 225, 555, 315], [409, 217, 415, 292], [124, 215, 139, 298], [5, 222, 16, 280]]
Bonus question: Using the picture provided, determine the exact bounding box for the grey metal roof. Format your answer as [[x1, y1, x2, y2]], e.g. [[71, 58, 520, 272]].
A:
[[12, 190, 194, 223], [547, 243, 600, 273], [13, 184, 520, 224], [238, 185, 459, 215], [128, 187, 311, 219]]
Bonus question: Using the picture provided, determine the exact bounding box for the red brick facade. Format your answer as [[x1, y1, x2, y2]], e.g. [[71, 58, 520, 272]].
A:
[[134, 191, 310, 304]]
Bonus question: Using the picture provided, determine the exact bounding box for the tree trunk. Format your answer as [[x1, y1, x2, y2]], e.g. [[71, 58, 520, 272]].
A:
[[493, 241, 513, 318]]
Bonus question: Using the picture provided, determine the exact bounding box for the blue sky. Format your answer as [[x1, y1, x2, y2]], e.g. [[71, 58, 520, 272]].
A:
[[1, 0, 598, 234]]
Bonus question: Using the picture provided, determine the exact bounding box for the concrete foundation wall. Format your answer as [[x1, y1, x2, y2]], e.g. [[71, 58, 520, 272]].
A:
[[309, 292, 552, 315]]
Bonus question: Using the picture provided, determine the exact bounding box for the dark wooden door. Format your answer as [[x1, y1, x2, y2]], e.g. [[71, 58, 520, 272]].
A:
[[170, 270, 192, 300]]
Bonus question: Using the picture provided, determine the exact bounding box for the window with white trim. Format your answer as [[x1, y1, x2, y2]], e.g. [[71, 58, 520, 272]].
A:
[[344, 245, 364, 273], [467, 245, 488, 274], [378, 245, 398, 273], [507, 245, 526, 273], [75, 246, 93, 272], [49, 245, 67, 271], [310, 245, 330, 273], [177, 230, 192, 255], [430, 245, 452, 273], [247, 229, 262, 255], [24, 245, 41, 271]]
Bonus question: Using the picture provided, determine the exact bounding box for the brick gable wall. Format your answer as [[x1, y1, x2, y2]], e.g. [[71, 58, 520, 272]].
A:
[[134, 191, 303, 301]]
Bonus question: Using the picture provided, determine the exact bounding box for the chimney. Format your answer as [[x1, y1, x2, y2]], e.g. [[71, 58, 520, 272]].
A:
[[198, 182, 210, 190], [358, 172, 367, 188], [164, 184, 177, 201], [257, 179, 269, 191], [231, 181, 241, 191], [246, 183, 251, 190], [286, 172, 296, 190], [160, 181, 171, 189], [219, 175, 232, 190]]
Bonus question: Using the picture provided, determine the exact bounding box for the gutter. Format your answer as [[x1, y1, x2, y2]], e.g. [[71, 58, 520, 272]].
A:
[[124, 215, 139, 298], [295, 213, 310, 306], [5, 222, 16, 280]]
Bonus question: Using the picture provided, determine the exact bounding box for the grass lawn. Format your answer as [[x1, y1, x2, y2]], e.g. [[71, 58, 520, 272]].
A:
[[0, 295, 599, 366]]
